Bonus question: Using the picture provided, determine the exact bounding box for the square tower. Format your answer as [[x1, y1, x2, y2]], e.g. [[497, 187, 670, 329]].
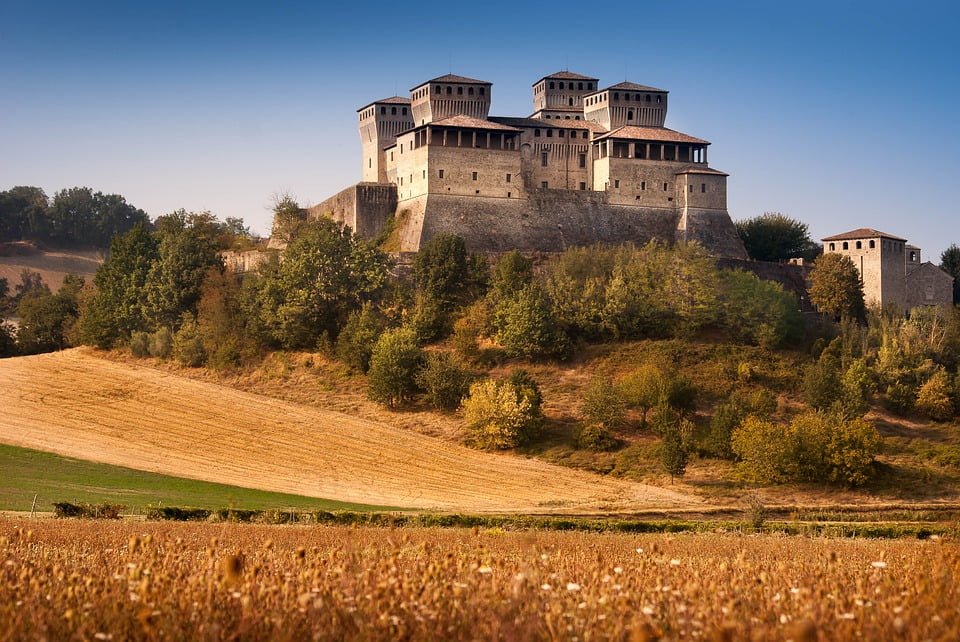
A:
[[357, 97, 414, 183], [822, 228, 907, 310], [530, 71, 599, 121], [584, 82, 668, 130], [410, 74, 492, 126]]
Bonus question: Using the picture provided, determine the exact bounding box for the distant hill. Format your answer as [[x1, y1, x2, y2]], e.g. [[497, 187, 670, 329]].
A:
[[0, 241, 102, 291]]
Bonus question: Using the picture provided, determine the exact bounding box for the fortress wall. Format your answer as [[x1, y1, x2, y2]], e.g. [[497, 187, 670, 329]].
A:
[[220, 249, 274, 275], [308, 183, 397, 240], [522, 140, 591, 191], [427, 145, 522, 199], [677, 207, 748, 260], [603, 158, 688, 207]]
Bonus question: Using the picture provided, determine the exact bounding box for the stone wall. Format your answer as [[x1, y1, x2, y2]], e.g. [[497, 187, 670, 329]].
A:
[[307, 183, 397, 240], [220, 249, 274, 274], [905, 263, 954, 308]]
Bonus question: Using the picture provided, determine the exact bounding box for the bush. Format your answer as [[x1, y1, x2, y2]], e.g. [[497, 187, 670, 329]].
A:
[[406, 292, 447, 343], [416, 351, 473, 411], [172, 317, 205, 367], [884, 381, 916, 415], [52, 502, 124, 519], [367, 327, 424, 408], [660, 425, 689, 480], [130, 331, 150, 357], [506, 369, 545, 431], [452, 300, 492, 360], [462, 378, 541, 450], [619, 363, 665, 427], [916, 369, 955, 421], [802, 355, 841, 410], [335, 303, 388, 372], [719, 269, 804, 348], [576, 423, 620, 451], [493, 284, 569, 359], [148, 326, 173, 359], [581, 376, 627, 431]]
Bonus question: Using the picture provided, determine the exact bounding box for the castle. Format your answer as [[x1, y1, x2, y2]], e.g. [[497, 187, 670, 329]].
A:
[[822, 228, 953, 311], [308, 71, 747, 259]]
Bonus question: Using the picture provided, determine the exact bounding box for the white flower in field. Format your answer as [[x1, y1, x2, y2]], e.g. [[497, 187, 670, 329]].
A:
[[870, 561, 887, 569], [779, 615, 789, 624], [790, 587, 800, 595], [541, 583, 552, 591], [839, 613, 855, 620], [566, 582, 581, 592], [477, 566, 493, 575], [94, 634, 113, 641], [231, 591, 242, 599], [635, 547, 644, 554], [613, 567, 623, 574], [642, 606, 654, 616], [669, 559, 681, 566]]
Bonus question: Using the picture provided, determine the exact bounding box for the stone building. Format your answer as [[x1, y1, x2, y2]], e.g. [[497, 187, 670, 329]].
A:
[[309, 70, 747, 258], [821, 228, 953, 310]]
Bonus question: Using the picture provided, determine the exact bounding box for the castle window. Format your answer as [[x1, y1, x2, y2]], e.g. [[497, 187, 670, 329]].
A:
[[856, 241, 862, 249], [475, 190, 480, 194], [701, 183, 706, 193], [646, 94, 651, 102], [576, 115, 581, 120], [579, 153, 586, 168], [541, 181, 549, 188], [368, 158, 372, 168], [547, 129, 553, 137], [689, 185, 694, 192], [435, 85, 441, 93], [390, 152, 394, 161], [381, 106, 386, 114], [541, 151, 548, 167], [472, 171, 478, 181], [438, 169, 444, 178], [569, 97, 574, 106], [843, 242, 849, 250], [507, 192, 511, 197], [479, 87, 485, 95], [580, 182, 586, 190], [614, 92, 619, 100], [506, 173, 512, 183], [641, 181, 646, 190], [391, 107, 396, 115], [457, 86, 463, 95], [614, 179, 620, 188], [549, 82, 555, 89], [468, 87, 474, 95], [829, 243, 835, 251], [402, 107, 407, 115], [910, 251, 917, 262], [446, 86, 452, 94], [423, 170, 426, 179], [559, 82, 565, 89], [627, 110, 634, 120], [410, 174, 413, 183], [564, 116, 570, 119], [559, 130, 565, 138], [663, 182, 668, 191], [869, 240, 875, 248], [657, 95, 662, 103], [578, 82, 583, 90], [534, 129, 541, 137]]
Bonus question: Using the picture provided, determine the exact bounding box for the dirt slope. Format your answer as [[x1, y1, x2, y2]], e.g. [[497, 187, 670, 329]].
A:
[[0, 349, 699, 513]]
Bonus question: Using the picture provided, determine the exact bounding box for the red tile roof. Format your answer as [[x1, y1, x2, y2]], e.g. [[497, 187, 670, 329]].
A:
[[821, 228, 907, 242], [675, 166, 728, 176], [490, 116, 607, 134], [356, 96, 412, 112], [429, 115, 521, 132], [533, 70, 599, 85], [595, 126, 709, 145], [411, 74, 491, 90], [608, 81, 667, 93]]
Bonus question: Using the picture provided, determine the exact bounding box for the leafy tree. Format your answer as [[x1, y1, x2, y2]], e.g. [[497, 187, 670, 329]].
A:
[[802, 354, 842, 410], [581, 376, 627, 431], [335, 303, 389, 372], [14, 275, 83, 354], [172, 315, 205, 367], [493, 284, 569, 359], [620, 363, 665, 427], [940, 244, 960, 304], [834, 357, 872, 419], [367, 327, 424, 407], [0, 186, 48, 241], [196, 267, 260, 369], [46, 187, 149, 247], [506, 369, 545, 432], [735, 212, 820, 262], [452, 300, 491, 360], [490, 250, 533, 300], [462, 378, 540, 450], [660, 424, 689, 481], [576, 423, 620, 451], [916, 369, 954, 421], [77, 224, 159, 348], [13, 270, 46, 304], [719, 269, 803, 347], [270, 194, 307, 243], [0, 321, 17, 357], [706, 389, 777, 459], [251, 218, 390, 349], [413, 234, 471, 308], [416, 351, 474, 411], [808, 253, 866, 322]]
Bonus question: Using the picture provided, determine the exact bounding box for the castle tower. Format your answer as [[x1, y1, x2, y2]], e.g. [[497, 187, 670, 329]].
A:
[[822, 228, 908, 309], [410, 74, 492, 126], [530, 71, 599, 121], [584, 82, 668, 130], [357, 97, 414, 183]]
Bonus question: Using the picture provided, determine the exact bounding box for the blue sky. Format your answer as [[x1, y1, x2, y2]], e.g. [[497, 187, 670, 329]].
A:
[[1, 0, 958, 258]]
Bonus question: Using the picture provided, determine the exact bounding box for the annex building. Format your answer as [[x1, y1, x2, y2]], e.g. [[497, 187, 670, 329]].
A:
[[307, 71, 746, 258], [822, 228, 953, 311]]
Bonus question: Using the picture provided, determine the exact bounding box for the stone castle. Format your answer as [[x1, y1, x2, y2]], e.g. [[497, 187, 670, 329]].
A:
[[307, 71, 746, 258], [822, 228, 953, 310]]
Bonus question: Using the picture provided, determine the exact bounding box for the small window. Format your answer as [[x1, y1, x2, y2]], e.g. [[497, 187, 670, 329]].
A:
[[446, 86, 452, 95], [578, 82, 583, 90], [479, 87, 485, 96], [829, 243, 835, 251], [559, 130, 565, 138], [856, 241, 862, 249], [402, 107, 407, 115], [645, 94, 651, 102], [391, 107, 396, 115], [627, 110, 634, 120], [641, 181, 646, 190], [381, 106, 386, 114], [701, 183, 706, 193], [579, 182, 586, 190], [534, 128, 541, 137], [422, 169, 426, 179], [578, 153, 586, 168], [559, 82, 565, 89], [657, 95, 662, 103], [438, 169, 444, 178], [541, 151, 548, 167], [569, 97, 574, 106], [910, 251, 917, 262], [869, 240, 875, 248], [468, 87, 474, 95], [435, 85, 441, 94], [475, 190, 480, 194], [613, 92, 619, 100], [506, 173, 512, 183], [663, 182, 668, 191], [549, 82, 555, 89], [472, 171, 478, 181], [507, 191, 511, 198], [457, 86, 463, 95], [614, 179, 620, 188], [368, 158, 372, 168], [843, 242, 849, 250], [541, 181, 549, 188], [547, 129, 553, 137]]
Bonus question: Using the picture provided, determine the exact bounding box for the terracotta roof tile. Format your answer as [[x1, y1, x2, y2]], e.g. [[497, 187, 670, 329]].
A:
[[490, 116, 607, 133], [821, 228, 907, 242], [356, 96, 412, 112], [533, 70, 599, 85], [429, 115, 521, 132], [595, 126, 709, 145], [675, 166, 728, 176], [607, 81, 667, 93], [411, 74, 491, 90]]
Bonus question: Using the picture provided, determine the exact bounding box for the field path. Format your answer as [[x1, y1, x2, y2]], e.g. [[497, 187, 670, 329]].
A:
[[0, 349, 699, 513]]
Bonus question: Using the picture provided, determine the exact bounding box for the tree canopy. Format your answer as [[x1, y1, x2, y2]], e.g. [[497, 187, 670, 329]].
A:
[[736, 212, 820, 262], [808, 253, 866, 322]]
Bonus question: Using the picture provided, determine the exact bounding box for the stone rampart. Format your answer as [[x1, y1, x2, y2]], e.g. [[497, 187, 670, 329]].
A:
[[307, 183, 397, 240]]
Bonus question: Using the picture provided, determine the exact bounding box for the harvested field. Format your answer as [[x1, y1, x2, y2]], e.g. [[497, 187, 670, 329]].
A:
[[2, 518, 958, 641], [0, 349, 697, 513], [0, 244, 103, 291]]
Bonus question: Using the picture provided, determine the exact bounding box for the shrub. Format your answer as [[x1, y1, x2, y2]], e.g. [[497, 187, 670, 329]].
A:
[[719, 269, 804, 348], [802, 355, 841, 410], [335, 303, 388, 372], [172, 317, 205, 367], [462, 378, 540, 450], [506, 369, 545, 432], [416, 352, 473, 411], [406, 291, 448, 343], [576, 423, 620, 451], [660, 426, 689, 481], [620, 363, 665, 427], [916, 369, 955, 421], [580, 376, 627, 431], [493, 284, 569, 359], [490, 250, 533, 300], [148, 327, 173, 359], [52, 502, 124, 519], [452, 300, 492, 360], [367, 327, 424, 408], [130, 331, 150, 357], [884, 381, 916, 415]]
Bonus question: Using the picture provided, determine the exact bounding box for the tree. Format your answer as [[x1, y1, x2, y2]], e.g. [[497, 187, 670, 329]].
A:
[[736, 212, 820, 262], [172, 315, 206, 367], [413, 234, 471, 309], [719, 269, 804, 347], [916, 369, 954, 421], [808, 253, 866, 322], [493, 284, 569, 359], [46, 187, 149, 247], [620, 363, 665, 427], [416, 351, 474, 411], [462, 378, 540, 450], [367, 327, 424, 407], [581, 376, 627, 431], [0, 186, 48, 241], [660, 424, 689, 481], [940, 244, 960, 304], [803, 354, 842, 410], [269, 194, 307, 244], [335, 303, 390, 372], [15, 275, 83, 354], [490, 250, 533, 300]]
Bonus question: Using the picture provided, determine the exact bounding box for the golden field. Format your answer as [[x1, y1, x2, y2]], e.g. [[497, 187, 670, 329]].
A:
[[2, 518, 958, 641]]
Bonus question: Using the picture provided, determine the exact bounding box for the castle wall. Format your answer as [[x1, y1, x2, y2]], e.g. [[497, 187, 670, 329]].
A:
[[905, 264, 953, 308], [677, 173, 727, 210], [427, 145, 522, 199], [307, 183, 397, 240], [825, 236, 907, 309], [677, 207, 748, 261], [597, 158, 688, 207]]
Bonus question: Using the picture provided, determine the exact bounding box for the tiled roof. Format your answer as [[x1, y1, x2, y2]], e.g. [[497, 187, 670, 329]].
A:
[[821, 228, 907, 242], [356, 96, 412, 112], [429, 115, 521, 131], [595, 126, 709, 145], [533, 70, 599, 84], [675, 166, 728, 176], [490, 116, 607, 134], [607, 81, 668, 93], [411, 74, 491, 90]]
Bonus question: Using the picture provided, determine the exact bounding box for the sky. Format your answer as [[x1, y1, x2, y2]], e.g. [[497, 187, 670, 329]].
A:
[[1, 0, 958, 258]]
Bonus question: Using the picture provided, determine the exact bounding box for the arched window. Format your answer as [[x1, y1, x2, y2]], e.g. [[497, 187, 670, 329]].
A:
[[435, 85, 441, 94], [646, 94, 651, 102], [869, 240, 875, 248], [628, 110, 634, 120], [391, 107, 396, 115], [479, 87, 485, 95], [578, 83, 583, 90], [613, 92, 619, 100], [559, 82, 565, 89], [842, 242, 849, 250], [829, 243, 835, 251], [457, 86, 463, 95], [569, 97, 574, 106], [855, 241, 862, 249], [468, 87, 474, 95], [549, 82, 555, 89], [446, 86, 452, 95]]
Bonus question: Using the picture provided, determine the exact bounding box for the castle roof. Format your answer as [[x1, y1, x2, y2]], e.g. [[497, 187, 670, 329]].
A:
[[588, 81, 668, 95], [411, 74, 491, 90], [675, 166, 729, 176], [356, 96, 411, 112], [822, 228, 907, 242], [533, 70, 599, 85], [595, 126, 709, 145], [490, 116, 607, 134], [429, 115, 521, 131]]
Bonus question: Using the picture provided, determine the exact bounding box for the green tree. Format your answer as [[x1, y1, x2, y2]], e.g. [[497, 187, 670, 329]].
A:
[[367, 327, 424, 407], [0, 321, 17, 357], [581, 376, 627, 431], [196, 267, 260, 369], [808, 253, 866, 322], [172, 315, 206, 367], [620, 363, 665, 427], [416, 351, 474, 411], [735, 212, 820, 262], [14, 274, 84, 354], [335, 303, 390, 372], [413, 233, 472, 309], [660, 424, 689, 481], [506, 369, 545, 432], [916, 369, 954, 421], [46, 187, 149, 247], [490, 250, 533, 300], [462, 378, 540, 450], [493, 284, 569, 359], [719, 269, 803, 347], [802, 354, 842, 410], [269, 194, 307, 244], [0, 186, 48, 241]]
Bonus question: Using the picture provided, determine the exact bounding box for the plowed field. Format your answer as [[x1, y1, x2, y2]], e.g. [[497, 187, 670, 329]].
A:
[[0, 349, 698, 513]]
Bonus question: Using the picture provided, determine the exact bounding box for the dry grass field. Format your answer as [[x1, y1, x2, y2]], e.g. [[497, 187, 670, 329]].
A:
[[0, 349, 697, 513], [2, 518, 958, 641], [0, 243, 102, 291]]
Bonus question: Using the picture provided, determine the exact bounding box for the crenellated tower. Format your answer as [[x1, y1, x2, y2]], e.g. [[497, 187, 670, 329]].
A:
[[357, 97, 414, 183]]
